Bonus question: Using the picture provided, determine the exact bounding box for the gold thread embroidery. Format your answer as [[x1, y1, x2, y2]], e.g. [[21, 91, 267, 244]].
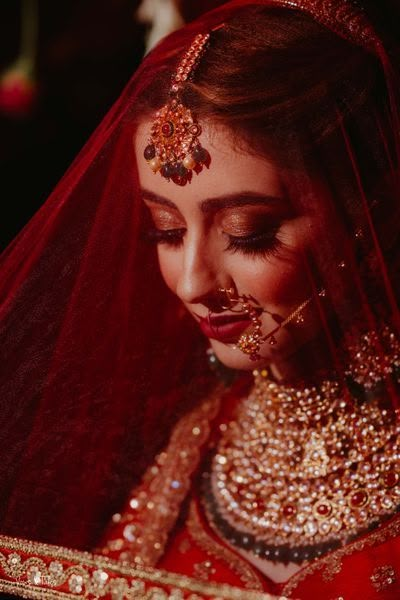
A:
[[98, 386, 223, 567], [178, 539, 191, 555], [370, 565, 396, 592], [192, 560, 216, 582], [187, 499, 264, 591], [321, 556, 343, 583], [0, 534, 283, 599], [0, 582, 74, 600], [282, 514, 400, 596], [276, 0, 379, 53]]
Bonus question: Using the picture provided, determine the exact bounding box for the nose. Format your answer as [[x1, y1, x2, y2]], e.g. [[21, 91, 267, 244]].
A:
[[176, 235, 220, 306]]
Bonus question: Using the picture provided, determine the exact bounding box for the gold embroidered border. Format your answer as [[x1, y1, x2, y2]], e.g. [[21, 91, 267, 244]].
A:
[[274, 0, 378, 52], [0, 581, 74, 600], [0, 534, 284, 599], [187, 499, 264, 592], [281, 514, 400, 596], [98, 385, 224, 567]]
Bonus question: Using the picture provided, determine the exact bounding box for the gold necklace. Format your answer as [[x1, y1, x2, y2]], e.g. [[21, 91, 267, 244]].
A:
[[204, 327, 400, 564]]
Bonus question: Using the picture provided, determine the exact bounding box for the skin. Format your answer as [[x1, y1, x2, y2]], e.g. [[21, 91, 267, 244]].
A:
[[135, 120, 336, 582], [136, 119, 328, 381]]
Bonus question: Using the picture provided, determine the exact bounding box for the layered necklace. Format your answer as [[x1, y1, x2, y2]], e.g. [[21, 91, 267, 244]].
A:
[[203, 327, 400, 564]]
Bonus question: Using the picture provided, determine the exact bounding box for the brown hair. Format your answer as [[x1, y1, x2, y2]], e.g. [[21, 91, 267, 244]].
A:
[[138, 8, 380, 146], [136, 6, 399, 314]]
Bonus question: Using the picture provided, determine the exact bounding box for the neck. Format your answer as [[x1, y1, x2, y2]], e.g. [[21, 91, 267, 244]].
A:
[[267, 331, 336, 386]]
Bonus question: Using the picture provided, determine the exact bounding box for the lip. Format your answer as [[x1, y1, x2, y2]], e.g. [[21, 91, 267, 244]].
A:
[[197, 313, 252, 343]]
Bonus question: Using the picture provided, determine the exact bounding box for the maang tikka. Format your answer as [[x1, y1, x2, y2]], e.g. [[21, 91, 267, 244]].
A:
[[144, 33, 212, 185]]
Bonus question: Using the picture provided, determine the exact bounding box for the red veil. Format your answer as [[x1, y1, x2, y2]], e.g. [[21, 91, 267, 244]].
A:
[[0, 0, 399, 574]]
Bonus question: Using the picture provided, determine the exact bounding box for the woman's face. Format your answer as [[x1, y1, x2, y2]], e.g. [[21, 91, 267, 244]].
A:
[[136, 120, 324, 372]]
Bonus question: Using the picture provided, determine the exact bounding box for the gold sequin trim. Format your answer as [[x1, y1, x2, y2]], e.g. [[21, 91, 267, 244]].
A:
[[276, 0, 380, 53], [282, 514, 400, 596], [192, 560, 216, 582], [370, 564, 396, 592], [187, 499, 264, 591], [0, 534, 282, 599], [98, 386, 223, 567]]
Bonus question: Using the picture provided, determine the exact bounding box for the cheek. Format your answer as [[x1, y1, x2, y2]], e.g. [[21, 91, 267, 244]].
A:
[[233, 257, 307, 307], [157, 248, 181, 293], [231, 221, 314, 307]]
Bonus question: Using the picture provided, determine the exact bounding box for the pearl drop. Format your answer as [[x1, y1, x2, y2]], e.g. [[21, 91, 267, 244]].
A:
[[183, 155, 196, 170], [149, 157, 161, 172]]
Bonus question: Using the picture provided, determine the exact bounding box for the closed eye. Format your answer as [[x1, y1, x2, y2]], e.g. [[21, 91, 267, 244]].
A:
[[225, 229, 281, 258], [145, 226, 282, 258], [145, 227, 186, 247]]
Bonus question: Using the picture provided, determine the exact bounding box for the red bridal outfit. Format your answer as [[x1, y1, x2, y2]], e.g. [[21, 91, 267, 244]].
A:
[[0, 1, 400, 599]]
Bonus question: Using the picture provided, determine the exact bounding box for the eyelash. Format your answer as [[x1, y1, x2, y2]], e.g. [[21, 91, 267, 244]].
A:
[[146, 227, 281, 257], [226, 231, 281, 257], [146, 228, 186, 247]]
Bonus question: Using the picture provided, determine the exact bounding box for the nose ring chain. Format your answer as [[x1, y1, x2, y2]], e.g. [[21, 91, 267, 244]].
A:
[[216, 287, 325, 361]]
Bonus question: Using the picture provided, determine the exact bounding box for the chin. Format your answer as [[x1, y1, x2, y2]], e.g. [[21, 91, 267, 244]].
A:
[[209, 339, 271, 372]]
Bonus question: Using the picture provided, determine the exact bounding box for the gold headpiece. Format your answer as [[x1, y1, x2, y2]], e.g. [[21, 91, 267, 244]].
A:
[[143, 1, 381, 185], [270, 0, 380, 54], [144, 33, 211, 185]]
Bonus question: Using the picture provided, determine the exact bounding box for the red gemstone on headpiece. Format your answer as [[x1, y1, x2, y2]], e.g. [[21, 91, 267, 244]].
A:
[[161, 121, 174, 137], [175, 162, 188, 178], [349, 490, 369, 508], [160, 163, 175, 179], [192, 145, 208, 164], [382, 470, 399, 488], [144, 144, 156, 161], [189, 124, 201, 136], [282, 504, 296, 517], [315, 502, 332, 518]]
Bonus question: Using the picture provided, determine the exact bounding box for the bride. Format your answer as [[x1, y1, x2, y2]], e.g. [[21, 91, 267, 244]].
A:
[[0, 1, 399, 598]]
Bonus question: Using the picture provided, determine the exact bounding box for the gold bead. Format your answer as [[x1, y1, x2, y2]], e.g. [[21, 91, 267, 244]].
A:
[[183, 155, 196, 170], [149, 157, 161, 172]]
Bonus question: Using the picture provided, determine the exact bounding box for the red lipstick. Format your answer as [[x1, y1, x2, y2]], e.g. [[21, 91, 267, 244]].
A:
[[197, 313, 251, 343]]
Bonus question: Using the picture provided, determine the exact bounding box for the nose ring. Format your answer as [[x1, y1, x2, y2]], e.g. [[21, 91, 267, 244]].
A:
[[217, 287, 236, 310]]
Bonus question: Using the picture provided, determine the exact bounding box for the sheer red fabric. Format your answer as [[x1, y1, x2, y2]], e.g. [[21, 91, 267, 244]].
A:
[[0, 2, 399, 590]]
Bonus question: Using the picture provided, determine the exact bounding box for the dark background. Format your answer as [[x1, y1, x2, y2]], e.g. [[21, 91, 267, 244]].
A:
[[2, 0, 397, 251], [0, 0, 226, 251], [0, 0, 147, 250]]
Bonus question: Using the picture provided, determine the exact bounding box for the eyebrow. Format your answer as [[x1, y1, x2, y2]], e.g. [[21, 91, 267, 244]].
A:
[[141, 189, 285, 213]]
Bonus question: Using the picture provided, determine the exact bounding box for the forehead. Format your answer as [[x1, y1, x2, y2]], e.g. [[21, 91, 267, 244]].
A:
[[135, 120, 284, 207]]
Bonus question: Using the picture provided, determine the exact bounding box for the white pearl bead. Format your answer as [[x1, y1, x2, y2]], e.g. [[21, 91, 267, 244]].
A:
[[183, 155, 196, 170], [149, 157, 161, 172]]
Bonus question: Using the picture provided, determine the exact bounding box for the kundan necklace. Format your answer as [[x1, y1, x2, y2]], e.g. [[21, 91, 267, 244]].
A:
[[203, 327, 400, 564]]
